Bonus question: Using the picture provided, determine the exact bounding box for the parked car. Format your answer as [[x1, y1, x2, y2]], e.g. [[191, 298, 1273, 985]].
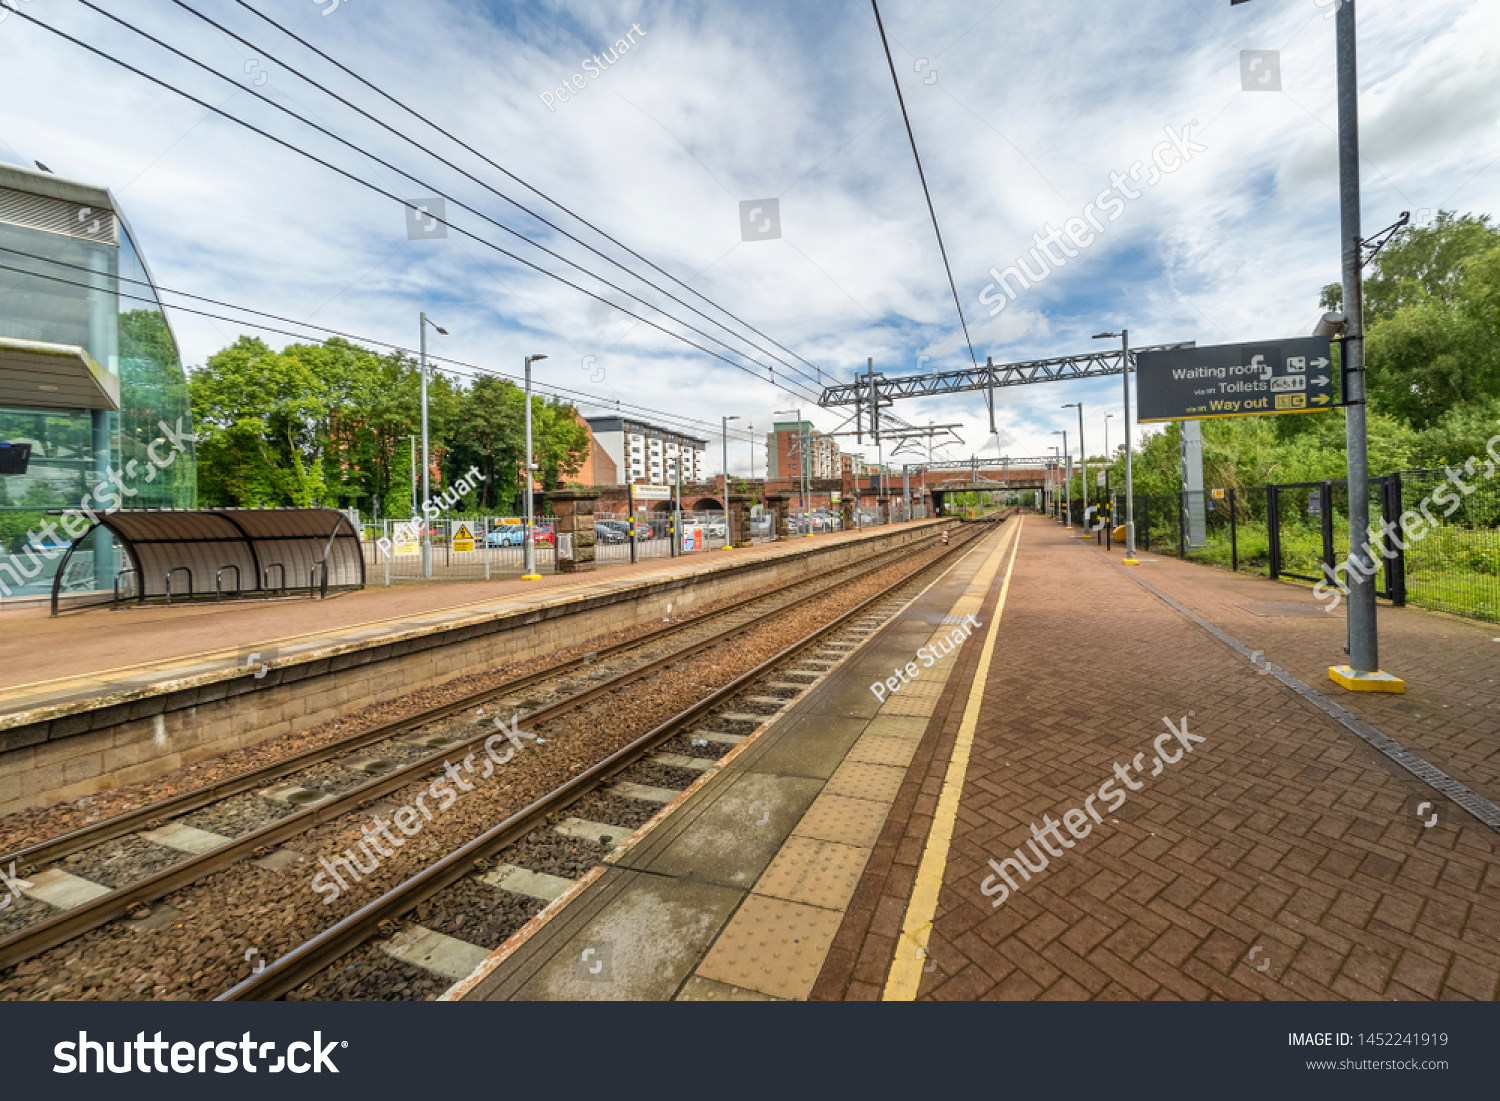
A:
[[486, 527, 525, 547], [594, 519, 629, 544]]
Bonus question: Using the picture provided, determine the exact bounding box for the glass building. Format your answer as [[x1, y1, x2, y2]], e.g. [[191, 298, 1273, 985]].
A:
[[0, 162, 196, 604]]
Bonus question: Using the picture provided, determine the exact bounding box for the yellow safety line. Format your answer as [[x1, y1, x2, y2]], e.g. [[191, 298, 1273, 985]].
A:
[[882, 516, 1024, 1000]]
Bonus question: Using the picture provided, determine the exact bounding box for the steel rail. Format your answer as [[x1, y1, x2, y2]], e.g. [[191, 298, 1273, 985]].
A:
[[0, 533, 942, 973], [218, 519, 1003, 1000], [3, 539, 926, 873]]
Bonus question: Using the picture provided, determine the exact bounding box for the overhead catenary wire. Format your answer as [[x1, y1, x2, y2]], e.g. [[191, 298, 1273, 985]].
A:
[[869, 0, 980, 372], [0, 254, 758, 445], [226, 0, 829, 383], [155, 0, 828, 396], [60, 1, 827, 407]]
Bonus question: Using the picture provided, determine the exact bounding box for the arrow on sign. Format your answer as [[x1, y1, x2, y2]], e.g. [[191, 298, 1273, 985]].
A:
[[1311, 393, 1330, 406], [1312, 375, 1330, 386], [1311, 357, 1330, 369]]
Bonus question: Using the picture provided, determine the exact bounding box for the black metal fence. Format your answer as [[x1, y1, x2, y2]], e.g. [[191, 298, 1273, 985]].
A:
[[1105, 470, 1500, 623]]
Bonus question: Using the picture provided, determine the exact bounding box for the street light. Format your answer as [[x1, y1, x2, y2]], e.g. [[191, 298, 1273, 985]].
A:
[[1062, 402, 1086, 533], [1094, 329, 1138, 564], [774, 409, 810, 531], [1049, 444, 1060, 519], [1052, 430, 1071, 528], [1232, 0, 1398, 692], [419, 313, 448, 578], [522, 353, 547, 580], [722, 415, 742, 496]]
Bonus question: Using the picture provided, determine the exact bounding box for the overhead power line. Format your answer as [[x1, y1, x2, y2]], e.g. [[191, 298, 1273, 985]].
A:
[[62, 1, 825, 406], [229, 0, 829, 384], [157, 0, 827, 396], [0, 252, 758, 444], [869, 0, 980, 372]]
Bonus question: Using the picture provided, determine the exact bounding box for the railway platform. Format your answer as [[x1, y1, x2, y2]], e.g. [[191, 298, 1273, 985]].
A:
[[0, 521, 938, 816], [452, 514, 1500, 1002]]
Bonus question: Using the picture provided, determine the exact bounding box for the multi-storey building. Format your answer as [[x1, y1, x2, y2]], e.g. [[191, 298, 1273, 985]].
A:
[[584, 416, 706, 485], [765, 421, 838, 481]]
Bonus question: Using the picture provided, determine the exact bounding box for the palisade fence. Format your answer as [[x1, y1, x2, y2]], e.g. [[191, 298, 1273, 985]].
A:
[[1112, 471, 1500, 624], [365, 509, 739, 583]]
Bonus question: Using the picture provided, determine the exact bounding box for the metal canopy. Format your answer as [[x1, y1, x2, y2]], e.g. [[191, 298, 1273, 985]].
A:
[[0, 337, 121, 411], [50, 507, 364, 615], [817, 344, 1194, 407]]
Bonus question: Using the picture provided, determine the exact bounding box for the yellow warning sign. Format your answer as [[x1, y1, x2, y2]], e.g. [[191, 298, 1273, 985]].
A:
[[452, 522, 475, 553], [393, 528, 420, 557]]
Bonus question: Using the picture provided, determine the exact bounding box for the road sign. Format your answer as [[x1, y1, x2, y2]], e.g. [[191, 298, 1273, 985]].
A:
[[452, 522, 475, 553], [1136, 337, 1334, 423]]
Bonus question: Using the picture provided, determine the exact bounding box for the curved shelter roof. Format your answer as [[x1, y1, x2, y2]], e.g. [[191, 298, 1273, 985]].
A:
[[50, 507, 364, 614]]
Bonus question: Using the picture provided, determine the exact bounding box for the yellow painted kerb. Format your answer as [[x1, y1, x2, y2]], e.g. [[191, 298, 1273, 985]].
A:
[[1328, 665, 1406, 694], [882, 516, 1024, 1000]]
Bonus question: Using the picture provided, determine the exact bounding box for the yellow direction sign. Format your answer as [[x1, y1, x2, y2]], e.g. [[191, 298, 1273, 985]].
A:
[[452, 522, 475, 553]]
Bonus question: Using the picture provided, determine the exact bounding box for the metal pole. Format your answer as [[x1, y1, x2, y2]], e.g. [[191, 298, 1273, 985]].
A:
[[419, 313, 431, 578], [1336, 0, 1383, 682], [523, 355, 540, 579], [1122, 329, 1138, 563], [1076, 403, 1087, 526]]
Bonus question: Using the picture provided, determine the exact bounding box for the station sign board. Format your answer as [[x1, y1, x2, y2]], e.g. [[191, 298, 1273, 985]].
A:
[[630, 484, 672, 502], [1137, 337, 1334, 423]]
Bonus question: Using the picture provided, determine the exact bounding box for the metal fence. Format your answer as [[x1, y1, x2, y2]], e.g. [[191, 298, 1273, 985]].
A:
[[1113, 470, 1500, 624]]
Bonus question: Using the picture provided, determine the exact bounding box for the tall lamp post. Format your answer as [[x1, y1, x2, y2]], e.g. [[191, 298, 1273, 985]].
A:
[[1063, 402, 1086, 533], [1230, 0, 1399, 691], [522, 353, 548, 580], [722, 415, 742, 499], [774, 408, 808, 521], [1049, 445, 1060, 519], [1093, 329, 1137, 563], [419, 313, 448, 578], [1052, 430, 1070, 528]]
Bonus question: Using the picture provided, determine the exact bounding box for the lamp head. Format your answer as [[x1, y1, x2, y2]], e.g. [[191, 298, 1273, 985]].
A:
[[530, 354, 548, 362], [1092, 332, 1117, 340]]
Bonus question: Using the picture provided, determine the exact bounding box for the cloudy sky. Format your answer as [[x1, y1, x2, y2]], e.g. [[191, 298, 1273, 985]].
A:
[[3, 0, 1497, 476]]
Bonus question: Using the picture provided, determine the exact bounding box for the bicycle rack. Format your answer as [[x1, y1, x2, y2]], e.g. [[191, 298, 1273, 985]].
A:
[[263, 563, 286, 598], [309, 561, 328, 599], [215, 564, 242, 603], [164, 566, 193, 607], [114, 568, 142, 606]]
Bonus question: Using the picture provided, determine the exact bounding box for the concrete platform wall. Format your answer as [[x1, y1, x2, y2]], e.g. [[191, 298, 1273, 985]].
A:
[[0, 525, 937, 817]]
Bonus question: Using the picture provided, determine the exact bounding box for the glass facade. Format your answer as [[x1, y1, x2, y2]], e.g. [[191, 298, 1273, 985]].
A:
[[0, 189, 196, 602]]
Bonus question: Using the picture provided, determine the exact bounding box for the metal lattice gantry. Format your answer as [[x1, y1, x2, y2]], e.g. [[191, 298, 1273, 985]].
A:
[[816, 344, 1194, 408]]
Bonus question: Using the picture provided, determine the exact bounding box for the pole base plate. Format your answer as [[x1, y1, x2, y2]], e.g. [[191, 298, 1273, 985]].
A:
[[521, 574, 543, 581], [1122, 558, 1141, 565], [1328, 665, 1406, 694]]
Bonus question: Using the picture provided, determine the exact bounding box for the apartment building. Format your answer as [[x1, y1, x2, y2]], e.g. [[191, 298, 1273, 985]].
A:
[[585, 416, 707, 485]]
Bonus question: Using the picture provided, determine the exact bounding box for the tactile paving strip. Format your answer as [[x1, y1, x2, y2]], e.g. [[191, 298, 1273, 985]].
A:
[[823, 760, 906, 803], [753, 836, 872, 910], [791, 793, 890, 848], [694, 894, 845, 1000], [846, 734, 920, 769]]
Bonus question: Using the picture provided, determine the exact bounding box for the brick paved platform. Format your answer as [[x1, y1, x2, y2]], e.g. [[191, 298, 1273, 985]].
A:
[[815, 514, 1500, 1001], [0, 522, 925, 715]]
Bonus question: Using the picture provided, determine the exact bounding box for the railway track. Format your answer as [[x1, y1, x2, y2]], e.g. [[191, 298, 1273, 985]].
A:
[[0, 527, 979, 994], [219, 518, 1003, 1001]]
